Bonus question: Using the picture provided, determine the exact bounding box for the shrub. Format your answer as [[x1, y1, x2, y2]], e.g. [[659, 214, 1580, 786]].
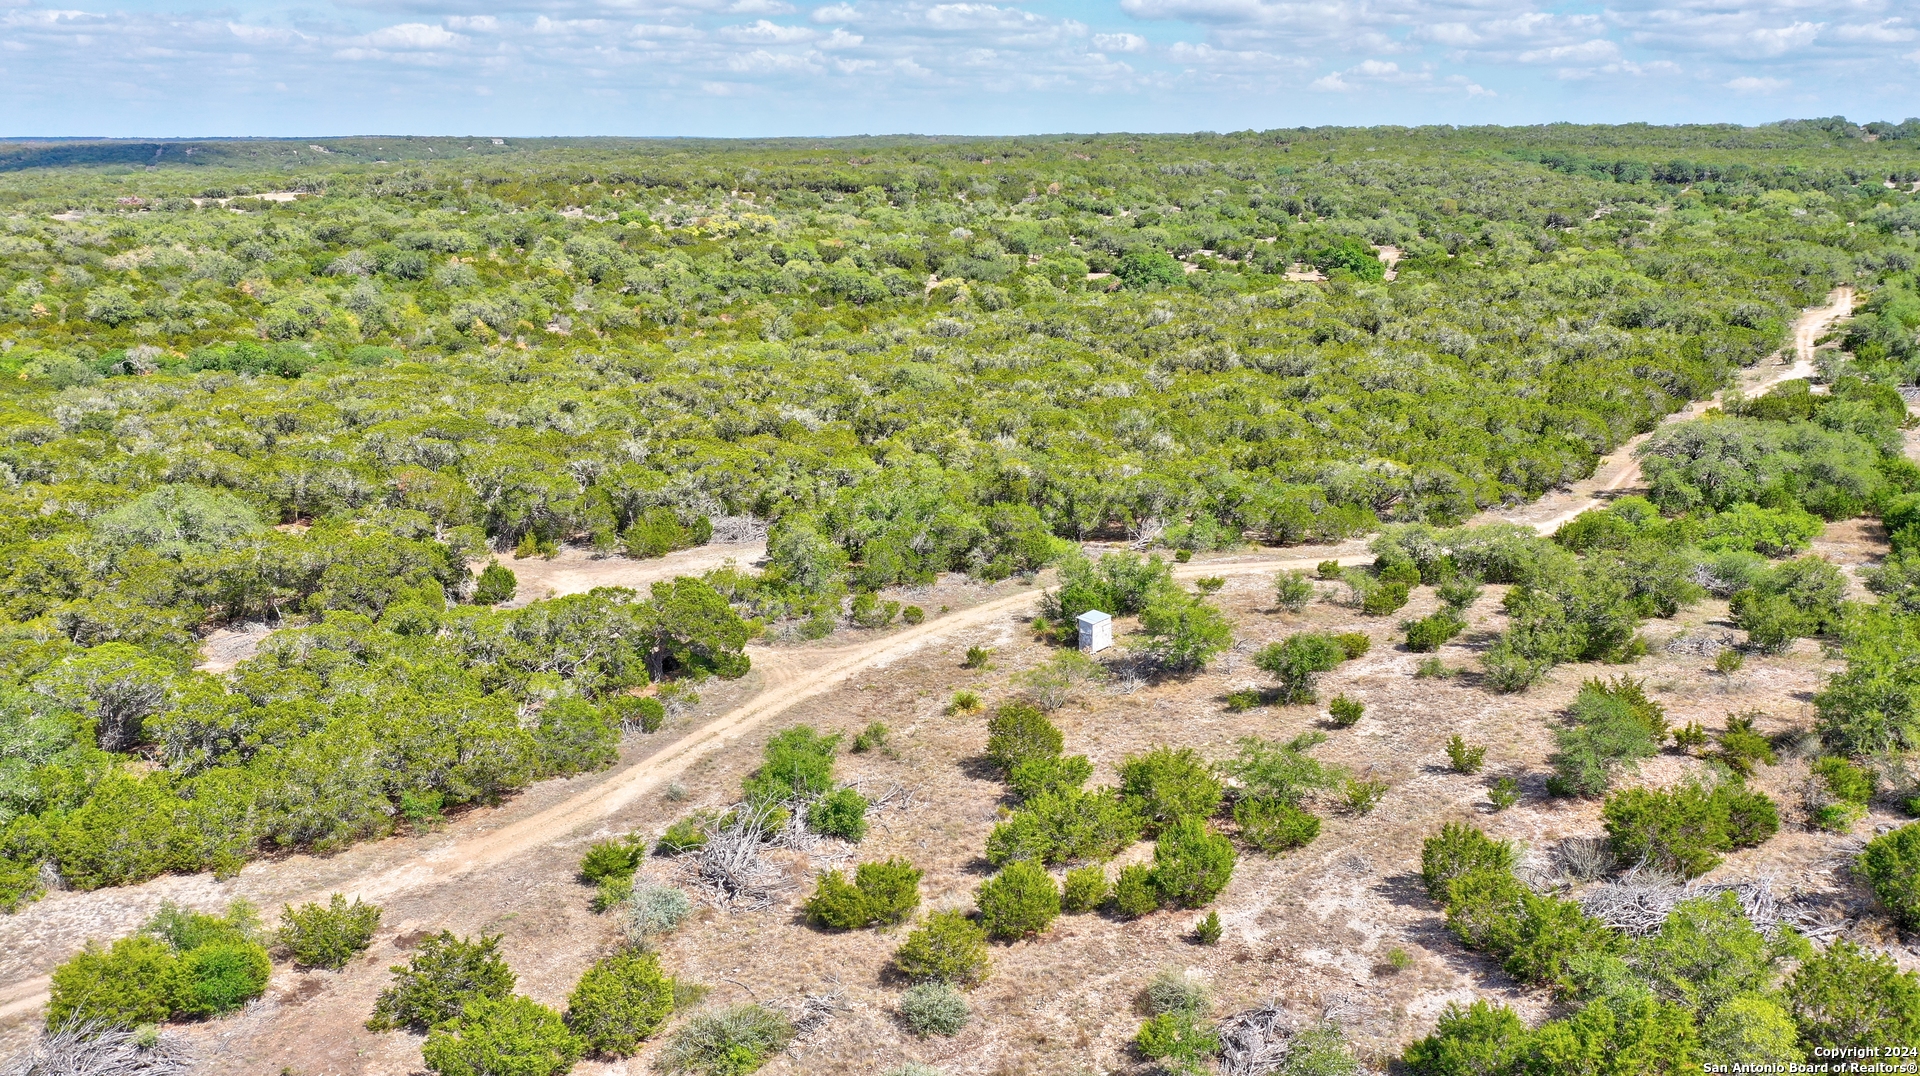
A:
[[1220, 733, 1344, 805], [656, 814, 713, 855], [1437, 576, 1484, 611], [608, 695, 667, 733], [1061, 866, 1109, 913], [1416, 655, 1455, 679], [624, 884, 693, 946], [1335, 632, 1371, 659], [984, 785, 1141, 866], [892, 911, 991, 986], [367, 931, 516, 1032], [1488, 777, 1520, 811], [1404, 1000, 1532, 1076], [1343, 777, 1389, 815], [1317, 560, 1343, 579], [808, 858, 922, 930], [807, 787, 870, 841], [1548, 680, 1668, 797], [1112, 864, 1161, 917], [1814, 755, 1876, 804], [964, 646, 992, 669], [1234, 796, 1319, 853], [852, 721, 889, 752], [1149, 817, 1236, 909], [1719, 785, 1782, 849], [1717, 711, 1777, 776], [1362, 581, 1412, 616], [580, 836, 646, 884], [1274, 570, 1314, 612], [1118, 746, 1223, 831], [1253, 633, 1349, 703], [977, 860, 1061, 939], [1280, 1023, 1362, 1076], [901, 605, 925, 625], [1135, 1012, 1219, 1075], [1860, 823, 1920, 931], [175, 940, 271, 1017], [473, 560, 517, 605], [45, 936, 182, 1029], [422, 994, 582, 1076], [592, 876, 634, 913], [1673, 721, 1709, 753], [898, 981, 969, 1037], [655, 1003, 795, 1076], [1602, 783, 1779, 879], [565, 950, 675, 1057], [279, 894, 382, 970], [1784, 939, 1920, 1049], [1421, 823, 1517, 899], [1405, 610, 1467, 652], [1446, 735, 1486, 775], [1194, 911, 1222, 945], [1007, 753, 1093, 801], [1702, 993, 1802, 1066], [1328, 695, 1364, 727], [742, 725, 840, 804], [984, 702, 1062, 773], [1144, 969, 1210, 1016]]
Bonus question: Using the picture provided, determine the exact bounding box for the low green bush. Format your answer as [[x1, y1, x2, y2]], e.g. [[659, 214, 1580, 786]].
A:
[[422, 994, 582, 1076], [1328, 695, 1365, 727], [580, 836, 646, 884], [1148, 817, 1236, 909], [977, 860, 1060, 939], [1252, 633, 1349, 703], [1274, 570, 1315, 612], [1860, 823, 1920, 932], [1111, 864, 1160, 917], [1118, 746, 1223, 832], [1143, 968, 1210, 1016], [1343, 777, 1389, 814], [1007, 754, 1093, 801], [891, 910, 990, 986], [1194, 911, 1222, 945], [473, 560, 517, 605], [367, 932, 516, 1032], [655, 1003, 795, 1076], [1362, 581, 1412, 616], [1437, 576, 1484, 611], [1335, 632, 1371, 659], [279, 894, 382, 970], [807, 858, 923, 930], [608, 695, 666, 733], [656, 814, 713, 855], [1446, 735, 1487, 775], [898, 981, 969, 1037], [851, 721, 889, 753], [1717, 711, 1776, 776], [45, 935, 183, 1029], [175, 940, 271, 1017], [623, 883, 693, 946], [1060, 866, 1109, 913], [984, 786, 1140, 866], [984, 703, 1063, 773], [1233, 796, 1319, 853], [1784, 939, 1920, 1049], [742, 726, 840, 805], [806, 787, 870, 842], [1421, 823, 1517, 899], [1405, 610, 1467, 652], [565, 950, 675, 1057], [1602, 782, 1780, 879], [1135, 1011, 1219, 1075]]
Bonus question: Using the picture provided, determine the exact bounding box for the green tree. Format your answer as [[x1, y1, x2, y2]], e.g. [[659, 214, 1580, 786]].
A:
[[367, 932, 517, 1032], [565, 950, 676, 1057], [976, 860, 1060, 939], [1148, 817, 1237, 908], [422, 994, 583, 1076], [1137, 593, 1232, 672], [45, 935, 182, 1029], [278, 894, 382, 970]]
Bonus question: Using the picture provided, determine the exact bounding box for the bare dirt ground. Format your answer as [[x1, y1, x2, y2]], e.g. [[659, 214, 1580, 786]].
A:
[[490, 542, 769, 608], [5, 291, 1886, 1072]]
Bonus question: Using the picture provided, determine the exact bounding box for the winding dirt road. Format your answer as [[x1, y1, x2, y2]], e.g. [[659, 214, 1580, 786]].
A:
[[0, 289, 1856, 1026]]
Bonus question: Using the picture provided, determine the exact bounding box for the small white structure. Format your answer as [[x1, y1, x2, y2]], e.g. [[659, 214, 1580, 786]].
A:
[[1077, 610, 1113, 653]]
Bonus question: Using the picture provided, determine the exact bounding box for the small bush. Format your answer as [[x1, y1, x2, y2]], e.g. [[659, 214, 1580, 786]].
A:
[[45, 936, 182, 1029], [1673, 721, 1709, 753], [1385, 947, 1413, 972], [624, 884, 693, 946], [1415, 655, 1454, 679], [977, 860, 1061, 939], [565, 950, 675, 1057], [1007, 754, 1093, 801], [473, 560, 517, 605], [1135, 1011, 1219, 1074], [1603, 783, 1780, 879], [1143, 968, 1210, 1016], [655, 1003, 795, 1076], [984, 702, 1063, 773], [1317, 560, 1343, 579], [1405, 610, 1467, 652], [580, 836, 646, 884], [901, 605, 926, 625], [743, 725, 840, 805], [985, 785, 1141, 866], [1859, 823, 1920, 931], [175, 940, 271, 1017], [1149, 817, 1237, 909], [422, 994, 581, 1076], [656, 814, 712, 855], [1437, 576, 1484, 611], [964, 646, 992, 669], [1362, 581, 1412, 616], [948, 689, 982, 714], [592, 876, 634, 913], [1061, 866, 1109, 913], [144, 900, 262, 952], [898, 981, 969, 1037], [1328, 695, 1364, 727], [1111, 864, 1161, 917], [892, 910, 991, 986], [1446, 735, 1486, 775], [279, 894, 382, 970], [367, 932, 516, 1032], [1718, 712, 1777, 776], [1343, 777, 1389, 815], [807, 787, 870, 841], [851, 721, 889, 753], [808, 858, 923, 930], [1379, 558, 1423, 585], [1335, 632, 1371, 659], [1118, 746, 1224, 831], [1224, 688, 1265, 712], [1814, 755, 1876, 805], [1275, 570, 1315, 612], [1194, 911, 1222, 945], [1234, 796, 1319, 853], [1489, 776, 1520, 810], [609, 695, 666, 733], [1252, 632, 1349, 703], [1421, 823, 1517, 899], [1280, 1023, 1362, 1076], [1784, 939, 1920, 1049]]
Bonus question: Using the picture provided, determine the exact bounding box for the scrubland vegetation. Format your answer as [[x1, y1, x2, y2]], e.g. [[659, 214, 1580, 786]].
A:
[[7, 119, 1920, 1073]]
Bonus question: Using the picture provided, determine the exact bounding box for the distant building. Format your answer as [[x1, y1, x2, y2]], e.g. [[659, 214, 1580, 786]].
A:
[[1077, 610, 1113, 653]]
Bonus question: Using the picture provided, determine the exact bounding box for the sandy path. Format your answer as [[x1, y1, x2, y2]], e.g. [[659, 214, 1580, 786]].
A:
[[5, 291, 1855, 1025], [1472, 286, 1853, 535], [489, 542, 768, 608]]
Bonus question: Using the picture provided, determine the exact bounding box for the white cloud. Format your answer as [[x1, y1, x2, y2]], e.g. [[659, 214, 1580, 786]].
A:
[[358, 22, 464, 48], [1725, 75, 1789, 91], [720, 18, 814, 41], [1514, 39, 1619, 64], [811, 2, 857, 21], [1093, 31, 1147, 52]]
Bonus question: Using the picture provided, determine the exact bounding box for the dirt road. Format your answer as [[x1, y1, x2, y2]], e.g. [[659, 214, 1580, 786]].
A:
[[1472, 286, 1853, 535], [0, 290, 1856, 1027]]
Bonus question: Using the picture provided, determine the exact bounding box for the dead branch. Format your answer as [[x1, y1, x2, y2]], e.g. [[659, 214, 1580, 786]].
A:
[[1216, 1002, 1295, 1076], [1, 1021, 193, 1076], [685, 802, 792, 911]]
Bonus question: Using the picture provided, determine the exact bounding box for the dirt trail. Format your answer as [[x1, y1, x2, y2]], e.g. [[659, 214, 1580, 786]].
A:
[[1472, 286, 1853, 536], [5, 289, 1856, 1025]]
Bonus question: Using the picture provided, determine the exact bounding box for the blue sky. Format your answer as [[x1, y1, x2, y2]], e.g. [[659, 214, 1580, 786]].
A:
[[1, 0, 1915, 136]]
